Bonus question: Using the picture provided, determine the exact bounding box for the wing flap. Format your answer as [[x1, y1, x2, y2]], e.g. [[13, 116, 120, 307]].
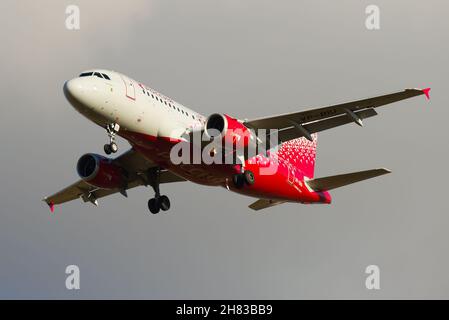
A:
[[305, 168, 391, 191]]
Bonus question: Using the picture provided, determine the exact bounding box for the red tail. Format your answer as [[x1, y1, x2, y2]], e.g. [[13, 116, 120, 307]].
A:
[[278, 133, 317, 178]]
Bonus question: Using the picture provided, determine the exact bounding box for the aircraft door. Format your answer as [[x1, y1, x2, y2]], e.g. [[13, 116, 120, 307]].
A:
[[121, 75, 136, 100]]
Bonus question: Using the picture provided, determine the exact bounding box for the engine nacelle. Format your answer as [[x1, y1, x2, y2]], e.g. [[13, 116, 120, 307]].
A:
[[204, 113, 254, 149], [76, 153, 126, 189]]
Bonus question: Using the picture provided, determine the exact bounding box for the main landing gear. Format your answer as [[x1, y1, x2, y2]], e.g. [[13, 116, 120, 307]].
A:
[[148, 195, 170, 214], [232, 170, 255, 188], [146, 168, 171, 214], [104, 123, 120, 155]]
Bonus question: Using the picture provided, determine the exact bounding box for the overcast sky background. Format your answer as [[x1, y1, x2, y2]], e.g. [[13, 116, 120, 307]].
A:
[[0, 0, 448, 299]]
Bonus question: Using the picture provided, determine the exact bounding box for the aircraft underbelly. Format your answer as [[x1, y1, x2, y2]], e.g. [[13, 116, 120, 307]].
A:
[[122, 131, 325, 203]]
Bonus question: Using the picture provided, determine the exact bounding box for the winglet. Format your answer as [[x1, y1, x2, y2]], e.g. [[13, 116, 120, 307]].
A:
[[422, 87, 431, 100], [43, 198, 55, 213]]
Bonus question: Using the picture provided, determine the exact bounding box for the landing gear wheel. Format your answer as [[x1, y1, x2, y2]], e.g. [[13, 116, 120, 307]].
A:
[[148, 198, 160, 214], [243, 170, 255, 185], [146, 168, 172, 215], [232, 174, 245, 188], [104, 144, 112, 155], [110, 142, 118, 153], [104, 123, 120, 155], [159, 195, 170, 211]]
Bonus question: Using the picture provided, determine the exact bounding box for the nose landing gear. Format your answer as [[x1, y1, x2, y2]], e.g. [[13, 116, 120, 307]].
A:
[[104, 123, 120, 155], [146, 168, 171, 214], [104, 142, 118, 155]]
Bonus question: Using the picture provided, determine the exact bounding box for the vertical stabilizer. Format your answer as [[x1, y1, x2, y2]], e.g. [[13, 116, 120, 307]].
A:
[[279, 133, 317, 178]]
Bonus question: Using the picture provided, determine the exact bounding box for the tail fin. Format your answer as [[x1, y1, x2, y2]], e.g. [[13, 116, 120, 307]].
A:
[[282, 133, 318, 178], [306, 168, 391, 191]]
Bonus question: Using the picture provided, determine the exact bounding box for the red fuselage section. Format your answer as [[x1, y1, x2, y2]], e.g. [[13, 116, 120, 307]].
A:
[[119, 129, 331, 205]]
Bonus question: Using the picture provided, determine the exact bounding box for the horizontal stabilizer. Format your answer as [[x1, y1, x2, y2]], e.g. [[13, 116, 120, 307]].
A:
[[249, 199, 286, 211], [306, 168, 391, 191]]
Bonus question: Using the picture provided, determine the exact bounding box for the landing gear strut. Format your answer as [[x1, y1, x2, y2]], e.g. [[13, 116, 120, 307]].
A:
[[146, 168, 171, 214], [104, 123, 120, 155], [232, 170, 255, 188]]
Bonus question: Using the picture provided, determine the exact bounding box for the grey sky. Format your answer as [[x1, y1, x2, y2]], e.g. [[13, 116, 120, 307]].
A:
[[0, 0, 448, 298]]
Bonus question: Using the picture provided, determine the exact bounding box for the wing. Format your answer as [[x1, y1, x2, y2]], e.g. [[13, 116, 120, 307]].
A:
[[43, 149, 186, 211], [245, 88, 430, 142]]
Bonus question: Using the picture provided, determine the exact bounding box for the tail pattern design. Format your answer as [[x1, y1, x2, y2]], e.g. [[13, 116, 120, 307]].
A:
[[277, 134, 317, 178]]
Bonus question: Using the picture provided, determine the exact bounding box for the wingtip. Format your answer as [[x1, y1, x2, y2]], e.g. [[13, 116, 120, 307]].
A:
[[43, 198, 55, 213], [422, 87, 431, 100]]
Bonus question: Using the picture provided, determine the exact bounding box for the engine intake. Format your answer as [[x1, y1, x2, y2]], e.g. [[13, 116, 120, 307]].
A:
[[205, 113, 227, 138], [205, 114, 253, 142], [203, 114, 257, 161], [77, 153, 125, 189]]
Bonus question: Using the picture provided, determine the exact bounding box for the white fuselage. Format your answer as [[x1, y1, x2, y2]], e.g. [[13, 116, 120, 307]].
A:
[[64, 69, 206, 142]]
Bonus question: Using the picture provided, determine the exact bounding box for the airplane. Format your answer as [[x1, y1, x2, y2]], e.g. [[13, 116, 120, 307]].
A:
[[43, 69, 430, 213]]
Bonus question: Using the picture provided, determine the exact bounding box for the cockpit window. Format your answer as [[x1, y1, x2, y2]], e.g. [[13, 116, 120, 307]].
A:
[[79, 72, 111, 80]]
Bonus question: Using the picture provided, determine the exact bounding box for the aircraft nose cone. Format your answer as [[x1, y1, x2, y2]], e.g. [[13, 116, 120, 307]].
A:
[[63, 78, 83, 102], [63, 76, 106, 116]]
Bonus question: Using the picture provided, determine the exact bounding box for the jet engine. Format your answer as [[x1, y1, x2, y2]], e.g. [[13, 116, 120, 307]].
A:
[[76, 153, 126, 189], [204, 113, 254, 149]]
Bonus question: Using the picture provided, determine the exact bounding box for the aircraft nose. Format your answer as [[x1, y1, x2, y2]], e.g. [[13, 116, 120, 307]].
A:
[[63, 78, 84, 102]]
